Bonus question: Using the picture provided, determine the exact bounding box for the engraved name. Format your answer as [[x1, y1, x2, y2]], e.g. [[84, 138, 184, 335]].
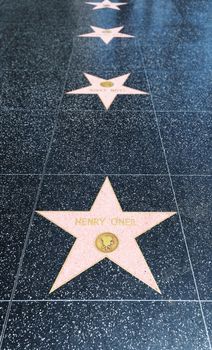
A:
[[75, 217, 136, 226]]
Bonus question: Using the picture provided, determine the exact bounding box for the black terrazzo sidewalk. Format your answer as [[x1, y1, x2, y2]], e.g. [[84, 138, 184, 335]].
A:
[[0, 0, 211, 349]]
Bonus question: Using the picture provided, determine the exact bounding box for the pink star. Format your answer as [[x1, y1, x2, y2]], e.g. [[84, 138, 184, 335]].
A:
[[36, 178, 176, 294], [86, 0, 127, 11], [79, 26, 134, 44], [65, 73, 149, 110]]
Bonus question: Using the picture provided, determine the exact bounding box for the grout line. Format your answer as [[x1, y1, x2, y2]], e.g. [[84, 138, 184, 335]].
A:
[[57, 109, 212, 113], [43, 173, 212, 177], [169, 174, 212, 177], [0, 299, 212, 303], [0, 173, 211, 177], [136, 39, 212, 350], [0, 174, 42, 176], [0, 18, 82, 350], [0, 299, 204, 303], [0, 107, 211, 113], [202, 301, 212, 303]]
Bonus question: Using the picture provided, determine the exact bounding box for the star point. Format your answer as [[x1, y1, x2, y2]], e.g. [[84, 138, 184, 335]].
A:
[[65, 73, 149, 110], [36, 178, 176, 294]]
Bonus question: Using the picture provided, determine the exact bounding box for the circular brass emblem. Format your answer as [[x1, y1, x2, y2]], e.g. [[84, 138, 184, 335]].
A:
[[100, 81, 114, 88], [95, 232, 119, 253]]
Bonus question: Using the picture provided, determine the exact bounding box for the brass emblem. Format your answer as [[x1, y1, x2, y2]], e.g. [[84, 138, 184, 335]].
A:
[[95, 232, 119, 253], [102, 30, 112, 34], [100, 81, 114, 88]]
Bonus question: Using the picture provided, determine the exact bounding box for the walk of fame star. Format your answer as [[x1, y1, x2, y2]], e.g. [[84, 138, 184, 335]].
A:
[[65, 73, 149, 110], [86, 0, 127, 11], [79, 26, 134, 44], [36, 178, 176, 294]]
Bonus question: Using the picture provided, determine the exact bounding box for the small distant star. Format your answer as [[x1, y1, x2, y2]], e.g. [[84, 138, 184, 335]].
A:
[[86, 0, 127, 11]]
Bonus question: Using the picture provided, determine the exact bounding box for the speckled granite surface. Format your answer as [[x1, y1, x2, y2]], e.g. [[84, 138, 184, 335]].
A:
[[0, 0, 211, 349]]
